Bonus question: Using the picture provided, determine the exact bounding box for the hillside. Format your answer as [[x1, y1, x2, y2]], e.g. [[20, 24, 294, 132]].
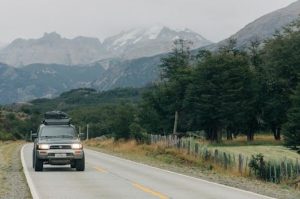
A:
[[19, 87, 149, 114], [208, 0, 300, 49], [0, 52, 161, 104], [0, 63, 105, 104]]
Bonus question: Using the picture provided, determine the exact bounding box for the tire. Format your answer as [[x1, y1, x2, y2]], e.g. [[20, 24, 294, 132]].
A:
[[70, 161, 76, 169], [75, 155, 85, 171], [32, 151, 35, 169], [34, 155, 43, 172]]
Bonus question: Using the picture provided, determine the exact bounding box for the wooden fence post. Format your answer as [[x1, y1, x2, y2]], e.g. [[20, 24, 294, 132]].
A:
[[223, 152, 228, 170], [238, 154, 243, 175], [214, 150, 219, 164], [195, 143, 199, 157]]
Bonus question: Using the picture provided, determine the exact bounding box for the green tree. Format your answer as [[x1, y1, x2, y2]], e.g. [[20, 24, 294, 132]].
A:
[[262, 19, 300, 140], [159, 39, 193, 134], [283, 83, 300, 152], [184, 41, 255, 142]]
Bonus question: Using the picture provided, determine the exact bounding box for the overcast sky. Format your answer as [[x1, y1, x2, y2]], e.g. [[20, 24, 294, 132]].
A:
[[0, 0, 297, 43]]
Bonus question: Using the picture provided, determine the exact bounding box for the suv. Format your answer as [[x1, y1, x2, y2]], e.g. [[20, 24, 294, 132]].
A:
[[32, 111, 85, 172]]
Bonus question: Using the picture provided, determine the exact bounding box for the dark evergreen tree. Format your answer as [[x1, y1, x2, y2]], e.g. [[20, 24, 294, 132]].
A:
[[283, 83, 300, 152], [184, 41, 255, 142], [262, 19, 300, 140]]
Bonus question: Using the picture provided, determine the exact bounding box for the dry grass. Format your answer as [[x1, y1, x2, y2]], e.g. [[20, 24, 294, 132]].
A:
[[0, 141, 31, 198], [0, 141, 16, 195], [85, 139, 207, 168]]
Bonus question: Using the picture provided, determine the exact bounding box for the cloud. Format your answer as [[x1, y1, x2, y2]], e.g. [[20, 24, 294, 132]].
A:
[[0, 0, 296, 42]]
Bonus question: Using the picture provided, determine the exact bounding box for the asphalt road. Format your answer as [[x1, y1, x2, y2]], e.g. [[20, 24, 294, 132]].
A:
[[21, 143, 275, 199]]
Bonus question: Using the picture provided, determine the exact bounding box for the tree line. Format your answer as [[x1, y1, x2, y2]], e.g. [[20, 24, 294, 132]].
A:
[[139, 19, 300, 150]]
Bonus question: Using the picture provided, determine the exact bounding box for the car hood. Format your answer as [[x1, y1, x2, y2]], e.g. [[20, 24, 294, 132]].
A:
[[38, 138, 81, 144]]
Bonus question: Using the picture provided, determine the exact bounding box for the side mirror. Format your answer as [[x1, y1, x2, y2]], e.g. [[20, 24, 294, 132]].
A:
[[31, 133, 38, 141], [79, 133, 85, 140]]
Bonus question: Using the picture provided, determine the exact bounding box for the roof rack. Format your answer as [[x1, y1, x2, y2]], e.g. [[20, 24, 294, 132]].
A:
[[42, 111, 71, 125], [44, 111, 69, 120]]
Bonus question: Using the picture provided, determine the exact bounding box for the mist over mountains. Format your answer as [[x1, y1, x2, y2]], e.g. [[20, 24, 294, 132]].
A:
[[0, 26, 210, 67]]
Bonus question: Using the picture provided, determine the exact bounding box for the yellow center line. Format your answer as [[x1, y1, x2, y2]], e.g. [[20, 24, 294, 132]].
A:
[[93, 166, 108, 173], [133, 182, 169, 199]]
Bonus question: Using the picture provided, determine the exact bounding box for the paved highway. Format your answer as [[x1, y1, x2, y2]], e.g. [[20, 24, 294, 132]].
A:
[[22, 143, 275, 199]]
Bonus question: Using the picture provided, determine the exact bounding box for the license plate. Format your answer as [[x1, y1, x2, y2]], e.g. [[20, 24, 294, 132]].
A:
[[55, 153, 66, 158]]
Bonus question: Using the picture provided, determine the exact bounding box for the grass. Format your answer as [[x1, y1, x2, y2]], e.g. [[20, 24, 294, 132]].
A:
[[0, 141, 31, 198], [209, 145, 299, 162], [202, 134, 300, 162], [85, 139, 206, 168], [204, 134, 284, 146]]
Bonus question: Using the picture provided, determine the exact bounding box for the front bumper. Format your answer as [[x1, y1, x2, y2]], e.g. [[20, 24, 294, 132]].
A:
[[37, 149, 84, 164]]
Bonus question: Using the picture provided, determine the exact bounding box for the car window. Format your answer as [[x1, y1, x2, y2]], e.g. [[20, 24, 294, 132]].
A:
[[40, 126, 76, 138]]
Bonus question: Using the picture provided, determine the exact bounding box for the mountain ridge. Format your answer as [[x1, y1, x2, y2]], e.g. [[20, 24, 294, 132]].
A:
[[0, 26, 210, 67], [209, 0, 300, 50]]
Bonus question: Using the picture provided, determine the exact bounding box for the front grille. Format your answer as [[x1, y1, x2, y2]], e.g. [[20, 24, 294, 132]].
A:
[[49, 145, 71, 149], [48, 153, 73, 157]]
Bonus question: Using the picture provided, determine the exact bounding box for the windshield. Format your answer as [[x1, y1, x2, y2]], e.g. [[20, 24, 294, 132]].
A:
[[40, 126, 76, 138]]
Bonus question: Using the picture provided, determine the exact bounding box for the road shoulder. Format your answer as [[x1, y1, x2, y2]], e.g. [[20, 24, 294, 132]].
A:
[[0, 141, 31, 199]]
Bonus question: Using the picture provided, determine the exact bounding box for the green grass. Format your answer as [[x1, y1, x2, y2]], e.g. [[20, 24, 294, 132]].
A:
[[203, 134, 300, 162], [209, 145, 300, 162]]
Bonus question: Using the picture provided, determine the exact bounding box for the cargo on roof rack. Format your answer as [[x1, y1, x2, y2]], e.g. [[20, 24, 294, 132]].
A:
[[42, 111, 71, 125], [44, 111, 69, 120], [42, 118, 71, 125]]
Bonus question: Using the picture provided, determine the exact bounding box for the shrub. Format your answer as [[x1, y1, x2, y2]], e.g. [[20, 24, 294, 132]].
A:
[[248, 153, 267, 180], [129, 123, 149, 143]]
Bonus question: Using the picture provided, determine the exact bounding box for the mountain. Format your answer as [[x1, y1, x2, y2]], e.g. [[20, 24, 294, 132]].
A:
[[0, 32, 107, 67], [102, 25, 211, 59], [93, 54, 162, 90], [0, 54, 161, 104], [0, 62, 105, 104], [212, 0, 300, 49], [0, 27, 211, 67]]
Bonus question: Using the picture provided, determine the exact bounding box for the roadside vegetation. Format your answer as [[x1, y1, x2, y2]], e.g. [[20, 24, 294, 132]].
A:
[[0, 141, 31, 199]]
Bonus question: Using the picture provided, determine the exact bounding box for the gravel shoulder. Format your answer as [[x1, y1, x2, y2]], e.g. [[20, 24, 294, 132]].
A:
[[0, 141, 31, 199], [86, 141, 300, 199]]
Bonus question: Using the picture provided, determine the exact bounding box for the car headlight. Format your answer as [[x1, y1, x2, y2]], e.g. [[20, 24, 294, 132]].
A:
[[38, 144, 50, 150], [71, 143, 82, 149]]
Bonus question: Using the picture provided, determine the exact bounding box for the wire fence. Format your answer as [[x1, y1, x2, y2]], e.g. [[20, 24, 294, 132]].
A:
[[150, 134, 300, 184]]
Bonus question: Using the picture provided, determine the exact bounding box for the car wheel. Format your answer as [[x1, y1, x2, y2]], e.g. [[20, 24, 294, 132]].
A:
[[76, 155, 85, 171], [32, 151, 35, 169], [34, 155, 43, 172]]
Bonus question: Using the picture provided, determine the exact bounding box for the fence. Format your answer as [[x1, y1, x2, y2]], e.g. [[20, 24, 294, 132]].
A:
[[150, 134, 300, 184]]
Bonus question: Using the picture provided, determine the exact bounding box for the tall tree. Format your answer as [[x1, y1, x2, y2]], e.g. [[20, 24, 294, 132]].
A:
[[184, 41, 255, 142], [159, 39, 193, 134], [262, 19, 300, 140], [283, 83, 300, 152]]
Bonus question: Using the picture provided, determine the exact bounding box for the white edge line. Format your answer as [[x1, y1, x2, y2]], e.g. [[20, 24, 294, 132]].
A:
[[86, 148, 276, 199], [21, 144, 39, 199]]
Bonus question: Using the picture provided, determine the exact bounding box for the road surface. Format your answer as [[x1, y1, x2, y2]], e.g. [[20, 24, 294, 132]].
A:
[[21, 143, 274, 199]]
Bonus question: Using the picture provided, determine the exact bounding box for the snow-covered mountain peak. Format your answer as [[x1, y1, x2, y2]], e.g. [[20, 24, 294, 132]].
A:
[[103, 25, 212, 59]]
